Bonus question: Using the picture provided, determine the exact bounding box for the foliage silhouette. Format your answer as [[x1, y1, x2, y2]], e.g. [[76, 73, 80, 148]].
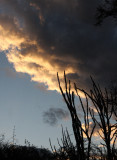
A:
[[49, 126, 77, 160], [0, 139, 53, 160]]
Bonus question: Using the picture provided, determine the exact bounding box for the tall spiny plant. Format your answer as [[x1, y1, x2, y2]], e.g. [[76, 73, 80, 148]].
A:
[[57, 72, 96, 160], [57, 72, 117, 160]]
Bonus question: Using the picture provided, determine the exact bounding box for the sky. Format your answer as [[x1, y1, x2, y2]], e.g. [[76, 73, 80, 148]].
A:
[[0, 0, 117, 149]]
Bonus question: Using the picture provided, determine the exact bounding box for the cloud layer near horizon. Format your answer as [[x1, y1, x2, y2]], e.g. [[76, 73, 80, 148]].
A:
[[0, 0, 117, 91]]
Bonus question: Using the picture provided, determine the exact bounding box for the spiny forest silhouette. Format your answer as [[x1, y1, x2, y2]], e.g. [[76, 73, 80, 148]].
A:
[[0, 72, 117, 160]]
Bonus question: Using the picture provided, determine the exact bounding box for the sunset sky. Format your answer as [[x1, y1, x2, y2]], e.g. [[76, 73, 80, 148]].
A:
[[0, 0, 117, 149]]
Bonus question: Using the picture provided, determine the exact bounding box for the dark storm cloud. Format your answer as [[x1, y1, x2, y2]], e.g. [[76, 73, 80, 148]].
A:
[[43, 107, 69, 126], [0, 0, 117, 91]]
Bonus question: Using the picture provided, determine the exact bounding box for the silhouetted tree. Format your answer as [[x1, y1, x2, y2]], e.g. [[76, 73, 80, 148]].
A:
[[57, 72, 96, 160], [57, 72, 117, 160], [77, 77, 117, 160]]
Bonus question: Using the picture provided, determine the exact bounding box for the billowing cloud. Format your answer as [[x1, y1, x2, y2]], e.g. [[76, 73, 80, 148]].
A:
[[43, 107, 69, 126], [0, 0, 117, 92]]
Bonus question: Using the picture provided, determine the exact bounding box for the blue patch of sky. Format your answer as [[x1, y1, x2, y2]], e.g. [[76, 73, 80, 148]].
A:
[[0, 51, 73, 149]]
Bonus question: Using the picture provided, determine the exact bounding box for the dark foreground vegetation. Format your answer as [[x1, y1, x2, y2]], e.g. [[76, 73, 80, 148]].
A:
[[0, 143, 53, 160]]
